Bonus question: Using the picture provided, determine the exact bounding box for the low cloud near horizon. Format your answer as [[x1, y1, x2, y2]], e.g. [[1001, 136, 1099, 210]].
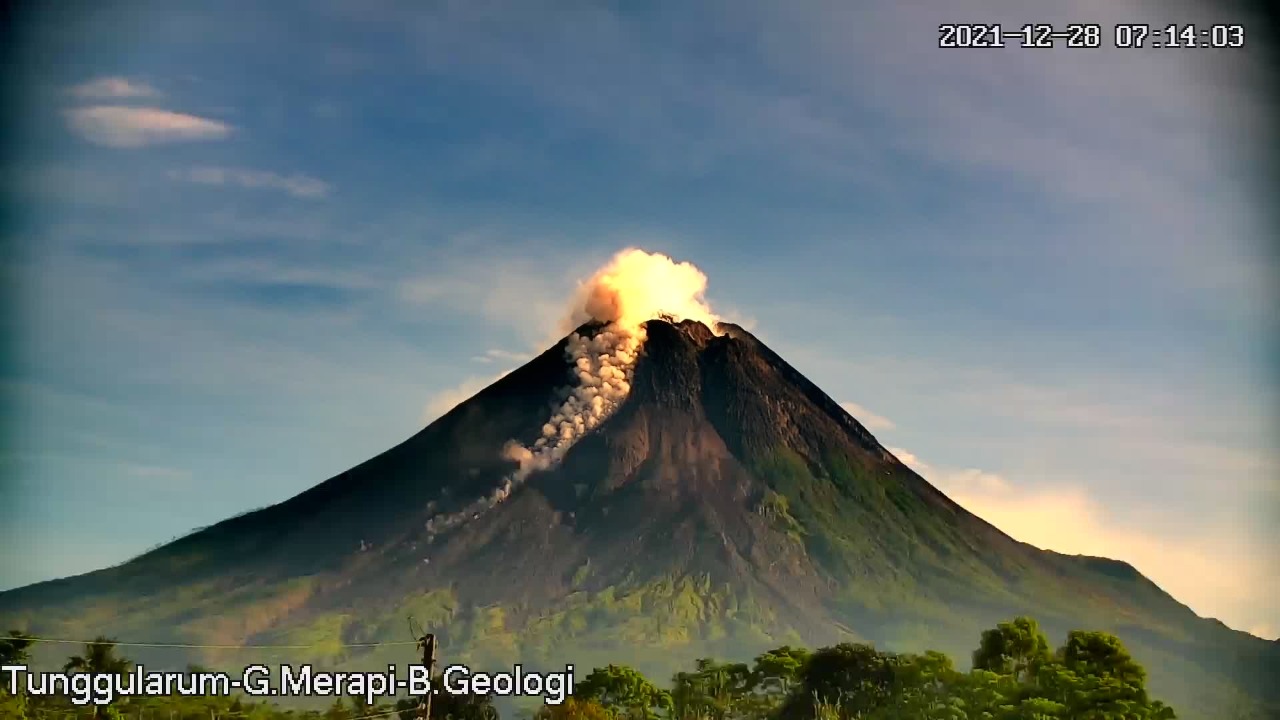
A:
[[888, 446, 1278, 641], [11, 0, 1273, 654], [840, 401, 895, 431], [417, 356, 1280, 641]]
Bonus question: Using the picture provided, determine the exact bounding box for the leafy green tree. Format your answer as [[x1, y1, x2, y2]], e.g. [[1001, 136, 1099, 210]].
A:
[[1029, 661, 1085, 709], [0, 629, 35, 719], [63, 638, 131, 720], [972, 616, 1052, 684], [751, 646, 810, 697], [432, 688, 499, 720], [778, 643, 898, 720], [395, 697, 422, 720], [63, 637, 130, 677], [535, 697, 614, 720], [671, 658, 753, 720], [885, 650, 964, 719], [1025, 633, 1176, 720], [576, 664, 672, 720], [4, 616, 1187, 720], [950, 668, 1020, 718], [1005, 695, 1068, 719], [0, 631, 34, 668], [671, 666, 710, 720], [0, 691, 28, 720], [346, 692, 388, 719], [1059, 630, 1146, 687], [323, 697, 352, 720]]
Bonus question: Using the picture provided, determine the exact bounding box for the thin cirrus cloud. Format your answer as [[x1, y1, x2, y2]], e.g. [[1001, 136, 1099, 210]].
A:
[[68, 76, 161, 99], [471, 349, 530, 365], [64, 106, 232, 148], [168, 166, 332, 199]]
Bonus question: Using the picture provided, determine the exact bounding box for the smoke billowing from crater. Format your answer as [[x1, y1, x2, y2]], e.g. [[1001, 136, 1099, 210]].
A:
[[563, 247, 720, 335], [425, 248, 722, 537]]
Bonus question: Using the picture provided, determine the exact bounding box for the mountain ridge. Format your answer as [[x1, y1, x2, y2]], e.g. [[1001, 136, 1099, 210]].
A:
[[1, 318, 1275, 718]]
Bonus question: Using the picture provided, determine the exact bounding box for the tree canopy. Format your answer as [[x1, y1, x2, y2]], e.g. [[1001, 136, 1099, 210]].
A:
[[0, 617, 1206, 720]]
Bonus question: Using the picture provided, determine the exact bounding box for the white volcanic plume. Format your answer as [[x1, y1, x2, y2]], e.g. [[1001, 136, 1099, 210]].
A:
[[562, 247, 720, 334], [425, 248, 720, 537]]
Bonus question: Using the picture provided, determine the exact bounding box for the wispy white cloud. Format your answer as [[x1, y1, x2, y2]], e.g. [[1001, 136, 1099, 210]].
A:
[[785, 340, 1276, 499], [68, 76, 161, 99], [888, 446, 1278, 640], [398, 239, 601, 347], [471, 349, 531, 365], [169, 166, 331, 199], [886, 446, 923, 470], [422, 368, 517, 424], [178, 257, 375, 290], [839, 401, 894, 431], [64, 106, 232, 148], [16, 0, 1274, 645], [385, 0, 1269, 291]]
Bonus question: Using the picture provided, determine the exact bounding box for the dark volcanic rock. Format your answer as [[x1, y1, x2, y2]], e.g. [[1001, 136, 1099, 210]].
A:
[[0, 319, 1275, 719]]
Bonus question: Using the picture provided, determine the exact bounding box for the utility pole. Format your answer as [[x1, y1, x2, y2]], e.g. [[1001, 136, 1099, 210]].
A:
[[417, 633, 437, 720]]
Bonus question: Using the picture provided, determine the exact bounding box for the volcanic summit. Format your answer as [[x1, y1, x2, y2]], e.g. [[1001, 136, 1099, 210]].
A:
[[0, 252, 1276, 718]]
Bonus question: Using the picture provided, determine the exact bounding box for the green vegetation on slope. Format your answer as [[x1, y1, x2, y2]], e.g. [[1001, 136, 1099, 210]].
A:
[[3, 439, 1272, 719], [743, 446, 1277, 719]]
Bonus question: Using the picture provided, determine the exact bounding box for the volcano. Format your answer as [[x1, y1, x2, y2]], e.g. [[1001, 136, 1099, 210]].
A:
[[1, 318, 1275, 717]]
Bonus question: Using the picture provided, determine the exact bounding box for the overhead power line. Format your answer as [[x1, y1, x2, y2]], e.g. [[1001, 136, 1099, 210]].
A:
[[10, 635, 421, 650]]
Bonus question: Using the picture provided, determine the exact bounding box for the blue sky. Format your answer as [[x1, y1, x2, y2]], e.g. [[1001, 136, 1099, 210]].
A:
[[2, 1, 1277, 639]]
